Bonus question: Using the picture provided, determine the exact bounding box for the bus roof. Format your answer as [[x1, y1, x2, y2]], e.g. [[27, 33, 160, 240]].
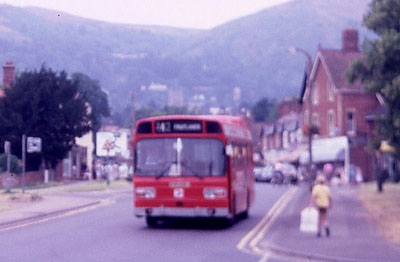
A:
[[135, 115, 252, 141], [137, 115, 247, 126]]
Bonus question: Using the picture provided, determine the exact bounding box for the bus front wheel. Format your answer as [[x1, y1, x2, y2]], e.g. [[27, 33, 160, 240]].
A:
[[241, 192, 250, 219], [146, 217, 159, 228]]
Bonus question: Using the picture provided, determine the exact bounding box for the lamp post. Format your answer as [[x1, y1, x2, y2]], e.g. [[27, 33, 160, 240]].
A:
[[289, 47, 314, 181]]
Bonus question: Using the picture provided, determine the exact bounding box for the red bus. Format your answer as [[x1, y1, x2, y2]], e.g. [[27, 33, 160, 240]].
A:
[[132, 115, 254, 227]]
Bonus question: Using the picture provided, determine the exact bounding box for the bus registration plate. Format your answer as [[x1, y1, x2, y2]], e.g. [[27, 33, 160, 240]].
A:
[[173, 188, 184, 198]]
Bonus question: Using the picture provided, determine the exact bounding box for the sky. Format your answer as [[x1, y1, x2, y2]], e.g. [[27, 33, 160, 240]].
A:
[[2, 0, 292, 29]]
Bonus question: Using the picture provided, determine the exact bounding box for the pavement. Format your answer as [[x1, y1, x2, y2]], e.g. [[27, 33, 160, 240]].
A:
[[258, 184, 400, 262], [1, 181, 400, 262], [0, 181, 131, 231]]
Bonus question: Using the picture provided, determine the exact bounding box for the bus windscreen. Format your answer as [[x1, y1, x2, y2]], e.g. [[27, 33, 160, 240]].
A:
[[135, 138, 225, 178]]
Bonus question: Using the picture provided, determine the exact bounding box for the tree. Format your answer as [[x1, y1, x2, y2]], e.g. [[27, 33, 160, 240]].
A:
[[347, 0, 400, 157], [72, 73, 110, 133], [0, 66, 91, 171], [0, 154, 22, 174], [251, 98, 277, 122]]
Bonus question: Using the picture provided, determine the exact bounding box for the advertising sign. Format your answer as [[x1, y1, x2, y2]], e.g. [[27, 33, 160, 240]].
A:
[[96, 130, 130, 158]]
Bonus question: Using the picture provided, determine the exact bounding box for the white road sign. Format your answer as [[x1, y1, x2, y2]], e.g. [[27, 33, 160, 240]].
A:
[[27, 137, 42, 153]]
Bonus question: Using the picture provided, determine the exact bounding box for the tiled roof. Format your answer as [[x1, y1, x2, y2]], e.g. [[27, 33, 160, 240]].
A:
[[262, 124, 275, 136], [249, 122, 265, 143], [284, 120, 298, 132], [365, 105, 387, 121], [319, 49, 363, 90]]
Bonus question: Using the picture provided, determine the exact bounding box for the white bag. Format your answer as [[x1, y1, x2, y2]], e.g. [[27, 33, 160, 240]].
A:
[[300, 207, 318, 233]]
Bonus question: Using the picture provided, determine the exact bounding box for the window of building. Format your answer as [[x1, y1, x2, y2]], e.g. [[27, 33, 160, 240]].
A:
[[347, 110, 356, 135], [282, 130, 289, 149], [289, 131, 296, 144], [275, 134, 281, 148], [328, 81, 334, 102], [312, 84, 319, 105], [296, 128, 303, 143], [312, 113, 319, 127], [328, 110, 335, 136], [304, 109, 310, 125]]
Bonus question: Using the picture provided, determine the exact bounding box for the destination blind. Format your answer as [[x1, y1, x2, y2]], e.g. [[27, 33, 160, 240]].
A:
[[155, 120, 203, 133]]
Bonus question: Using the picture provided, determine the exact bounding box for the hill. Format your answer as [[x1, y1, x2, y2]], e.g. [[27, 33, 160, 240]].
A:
[[0, 0, 372, 113]]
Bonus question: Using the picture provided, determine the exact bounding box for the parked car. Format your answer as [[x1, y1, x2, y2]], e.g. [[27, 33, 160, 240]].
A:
[[274, 162, 298, 184], [254, 165, 274, 183]]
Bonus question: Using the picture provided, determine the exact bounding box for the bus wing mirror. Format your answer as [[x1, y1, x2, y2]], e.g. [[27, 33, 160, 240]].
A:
[[225, 145, 233, 156]]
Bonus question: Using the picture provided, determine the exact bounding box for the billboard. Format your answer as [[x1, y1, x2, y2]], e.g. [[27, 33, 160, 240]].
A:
[[96, 130, 130, 158]]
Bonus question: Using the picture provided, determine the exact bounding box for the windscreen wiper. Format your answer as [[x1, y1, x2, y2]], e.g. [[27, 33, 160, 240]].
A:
[[155, 161, 176, 179], [181, 161, 203, 179], [208, 161, 213, 176]]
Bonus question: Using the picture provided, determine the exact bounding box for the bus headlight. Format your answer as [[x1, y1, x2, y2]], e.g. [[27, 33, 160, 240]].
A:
[[135, 187, 156, 199], [203, 188, 226, 199]]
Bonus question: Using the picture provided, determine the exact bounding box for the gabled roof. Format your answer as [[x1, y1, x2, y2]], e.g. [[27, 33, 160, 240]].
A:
[[249, 122, 265, 141], [262, 124, 275, 136], [318, 49, 362, 90], [301, 48, 363, 103], [276, 112, 301, 132]]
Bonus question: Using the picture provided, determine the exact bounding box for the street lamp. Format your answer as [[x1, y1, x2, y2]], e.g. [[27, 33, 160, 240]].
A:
[[289, 47, 314, 181]]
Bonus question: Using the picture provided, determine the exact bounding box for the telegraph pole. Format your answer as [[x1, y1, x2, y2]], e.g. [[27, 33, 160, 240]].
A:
[[22, 135, 26, 193], [4, 141, 11, 193]]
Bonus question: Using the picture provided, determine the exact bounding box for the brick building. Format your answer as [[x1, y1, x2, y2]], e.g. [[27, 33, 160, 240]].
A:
[[0, 61, 15, 97], [300, 29, 380, 181], [278, 99, 302, 118], [260, 98, 304, 165]]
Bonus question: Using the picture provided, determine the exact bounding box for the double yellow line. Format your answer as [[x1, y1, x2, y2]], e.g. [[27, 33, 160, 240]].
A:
[[237, 187, 298, 258]]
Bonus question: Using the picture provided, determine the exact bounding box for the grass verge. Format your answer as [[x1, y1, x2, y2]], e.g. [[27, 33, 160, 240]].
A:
[[358, 182, 400, 246]]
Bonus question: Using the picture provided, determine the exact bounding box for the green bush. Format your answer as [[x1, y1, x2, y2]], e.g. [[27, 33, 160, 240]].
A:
[[0, 154, 22, 175]]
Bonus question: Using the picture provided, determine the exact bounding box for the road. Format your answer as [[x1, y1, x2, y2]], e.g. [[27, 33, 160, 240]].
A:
[[0, 183, 292, 262]]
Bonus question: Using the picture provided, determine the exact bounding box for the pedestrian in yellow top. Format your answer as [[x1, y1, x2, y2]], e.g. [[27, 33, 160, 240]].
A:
[[311, 174, 332, 237]]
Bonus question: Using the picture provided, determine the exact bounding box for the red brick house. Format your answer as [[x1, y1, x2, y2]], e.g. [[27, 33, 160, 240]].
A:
[[0, 61, 15, 97], [300, 29, 380, 181]]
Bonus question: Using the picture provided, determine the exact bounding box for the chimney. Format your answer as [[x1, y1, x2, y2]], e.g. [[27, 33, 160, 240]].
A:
[[342, 29, 359, 52], [3, 61, 15, 89]]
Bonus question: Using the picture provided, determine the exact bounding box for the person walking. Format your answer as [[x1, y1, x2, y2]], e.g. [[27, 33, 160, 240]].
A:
[[310, 174, 332, 237]]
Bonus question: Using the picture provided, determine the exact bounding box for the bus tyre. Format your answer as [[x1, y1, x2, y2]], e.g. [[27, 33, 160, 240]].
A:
[[241, 192, 250, 219], [146, 217, 158, 228], [226, 197, 236, 226]]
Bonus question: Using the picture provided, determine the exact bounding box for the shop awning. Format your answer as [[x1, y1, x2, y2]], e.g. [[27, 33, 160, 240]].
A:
[[300, 136, 348, 164]]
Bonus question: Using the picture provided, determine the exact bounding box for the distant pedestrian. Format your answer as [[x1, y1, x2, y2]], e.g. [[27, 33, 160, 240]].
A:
[[310, 174, 332, 237], [377, 169, 389, 193]]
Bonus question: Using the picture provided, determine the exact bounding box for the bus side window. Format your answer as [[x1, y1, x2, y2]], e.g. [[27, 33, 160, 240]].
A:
[[232, 145, 238, 168]]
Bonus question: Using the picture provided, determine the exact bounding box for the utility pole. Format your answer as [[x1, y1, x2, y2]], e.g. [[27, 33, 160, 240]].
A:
[[22, 135, 26, 193], [4, 141, 11, 193]]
